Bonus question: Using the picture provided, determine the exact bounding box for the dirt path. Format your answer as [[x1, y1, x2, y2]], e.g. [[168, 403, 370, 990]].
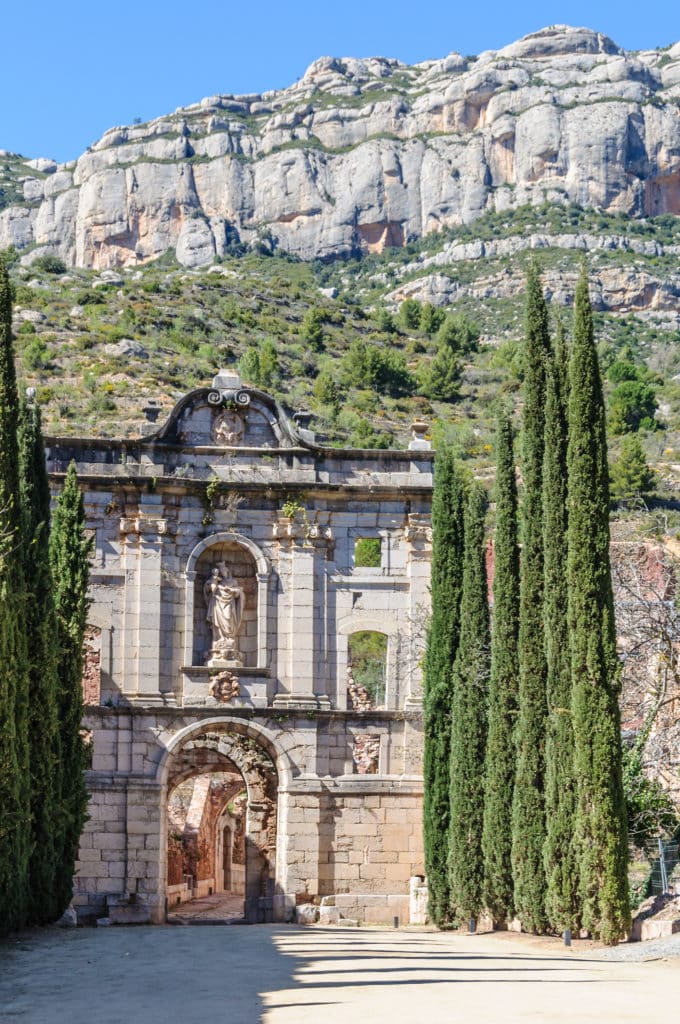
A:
[[1, 925, 678, 1024], [166, 892, 244, 924]]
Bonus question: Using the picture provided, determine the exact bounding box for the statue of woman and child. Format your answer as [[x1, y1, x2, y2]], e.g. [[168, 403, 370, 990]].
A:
[[203, 562, 245, 666]]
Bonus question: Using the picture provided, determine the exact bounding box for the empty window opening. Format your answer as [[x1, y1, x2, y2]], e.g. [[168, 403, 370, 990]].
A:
[[347, 631, 387, 710], [354, 537, 382, 569]]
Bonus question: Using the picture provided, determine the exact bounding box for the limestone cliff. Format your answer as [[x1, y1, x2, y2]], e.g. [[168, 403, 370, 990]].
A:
[[2, 25, 680, 269]]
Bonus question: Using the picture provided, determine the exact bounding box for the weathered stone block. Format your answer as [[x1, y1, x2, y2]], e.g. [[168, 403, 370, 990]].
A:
[[296, 903, 319, 925]]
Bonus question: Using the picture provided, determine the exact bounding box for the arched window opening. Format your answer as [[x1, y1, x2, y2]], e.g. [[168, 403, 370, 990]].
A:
[[347, 631, 387, 711]]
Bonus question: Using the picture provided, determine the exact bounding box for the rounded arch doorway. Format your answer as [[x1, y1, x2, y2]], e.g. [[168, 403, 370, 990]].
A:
[[163, 726, 279, 923]]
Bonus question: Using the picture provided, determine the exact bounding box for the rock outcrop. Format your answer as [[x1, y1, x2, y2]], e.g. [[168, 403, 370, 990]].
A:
[[2, 25, 680, 268]]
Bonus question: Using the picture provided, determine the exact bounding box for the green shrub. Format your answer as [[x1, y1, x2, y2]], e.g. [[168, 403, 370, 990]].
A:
[[419, 302, 445, 335], [608, 380, 658, 434], [22, 337, 49, 370], [31, 254, 67, 275], [301, 308, 326, 351], [419, 346, 462, 402], [313, 371, 339, 410], [607, 360, 640, 383], [437, 313, 480, 353], [399, 298, 421, 330], [374, 308, 396, 334], [239, 339, 279, 389], [609, 435, 655, 501], [340, 339, 415, 397]]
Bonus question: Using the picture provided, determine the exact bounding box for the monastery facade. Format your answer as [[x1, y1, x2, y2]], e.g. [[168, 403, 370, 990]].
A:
[[46, 373, 433, 925]]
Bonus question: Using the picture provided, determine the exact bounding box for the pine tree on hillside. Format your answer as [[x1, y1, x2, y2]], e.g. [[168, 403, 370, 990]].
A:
[[511, 262, 551, 933], [609, 433, 655, 502], [567, 267, 630, 944], [50, 461, 92, 914], [423, 448, 466, 925], [0, 261, 30, 933], [449, 482, 490, 921], [18, 399, 62, 923], [542, 348, 579, 933], [482, 413, 520, 925]]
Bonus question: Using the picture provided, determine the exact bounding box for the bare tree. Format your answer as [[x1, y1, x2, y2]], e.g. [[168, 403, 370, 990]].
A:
[[612, 542, 680, 830]]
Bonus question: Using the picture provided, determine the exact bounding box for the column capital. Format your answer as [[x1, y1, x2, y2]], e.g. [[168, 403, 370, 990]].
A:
[[120, 515, 174, 539]]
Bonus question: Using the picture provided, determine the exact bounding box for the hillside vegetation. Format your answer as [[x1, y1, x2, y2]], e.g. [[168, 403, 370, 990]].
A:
[[3, 200, 679, 526]]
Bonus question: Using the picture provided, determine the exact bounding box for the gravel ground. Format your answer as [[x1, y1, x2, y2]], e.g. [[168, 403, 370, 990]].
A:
[[596, 932, 680, 961]]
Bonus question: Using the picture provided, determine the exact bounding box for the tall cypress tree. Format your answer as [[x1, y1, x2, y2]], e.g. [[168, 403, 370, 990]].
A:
[[50, 461, 92, 914], [554, 315, 570, 412], [0, 261, 30, 933], [567, 267, 630, 944], [511, 262, 550, 933], [423, 447, 465, 924], [482, 413, 520, 924], [19, 399, 62, 923], [542, 349, 579, 933], [449, 482, 490, 922]]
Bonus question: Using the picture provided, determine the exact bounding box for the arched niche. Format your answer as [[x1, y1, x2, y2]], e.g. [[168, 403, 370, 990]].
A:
[[184, 532, 270, 670]]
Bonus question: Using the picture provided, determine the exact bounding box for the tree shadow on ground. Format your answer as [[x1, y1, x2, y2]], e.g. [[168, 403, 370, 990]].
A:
[[260, 927, 615, 1018], [0, 924, 302, 1024], [0, 924, 619, 1024]]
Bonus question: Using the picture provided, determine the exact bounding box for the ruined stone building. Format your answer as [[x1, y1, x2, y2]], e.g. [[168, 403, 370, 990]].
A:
[[46, 373, 433, 924]]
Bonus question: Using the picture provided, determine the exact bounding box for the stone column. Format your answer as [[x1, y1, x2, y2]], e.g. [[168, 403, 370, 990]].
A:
[[272, 514, 332, 709], [404, 514, 432, 710], [120, 514, 173, 705]]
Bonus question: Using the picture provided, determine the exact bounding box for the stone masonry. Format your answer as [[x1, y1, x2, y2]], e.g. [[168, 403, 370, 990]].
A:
[[47, 372, 433, 925]]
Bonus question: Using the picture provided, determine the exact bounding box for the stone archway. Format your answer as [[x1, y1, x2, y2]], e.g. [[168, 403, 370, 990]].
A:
[[162, 726, 279, 922]]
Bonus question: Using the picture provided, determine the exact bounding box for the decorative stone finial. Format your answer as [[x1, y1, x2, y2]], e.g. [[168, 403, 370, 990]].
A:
[[409, 420, 431, 450]]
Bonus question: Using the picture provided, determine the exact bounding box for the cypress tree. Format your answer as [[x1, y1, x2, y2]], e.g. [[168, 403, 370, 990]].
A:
[[554, 316, 570, 412], [0, 261, 30, 932], [482, 414, 520, 924], [449, 482, 490, 922], [567, 267, 630, 944], [511, 262, 550, 933], [19, 399, 62, 922], [542, 349, 579, 933], [50, 461, 92, 914], [423, 447, 465, 924]]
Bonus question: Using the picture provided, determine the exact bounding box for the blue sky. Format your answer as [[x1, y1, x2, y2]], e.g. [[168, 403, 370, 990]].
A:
[[2, 1, 678, 163]]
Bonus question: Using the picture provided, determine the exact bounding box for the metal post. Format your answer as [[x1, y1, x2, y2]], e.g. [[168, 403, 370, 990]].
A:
[[563, 929, 572, 947], [659, 837, 669, 894], [468, 917, 476, 934], [393, 916, 399, 929]]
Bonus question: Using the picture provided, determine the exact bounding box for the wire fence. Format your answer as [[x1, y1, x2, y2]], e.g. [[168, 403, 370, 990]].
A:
[[648, 839, 680, 895]]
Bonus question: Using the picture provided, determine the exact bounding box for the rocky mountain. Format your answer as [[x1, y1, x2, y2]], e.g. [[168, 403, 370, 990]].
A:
[[2, 25, 680, 270]]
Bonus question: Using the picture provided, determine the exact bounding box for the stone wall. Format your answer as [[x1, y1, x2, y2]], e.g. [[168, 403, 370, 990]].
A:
[[57, 375, 432, 924]]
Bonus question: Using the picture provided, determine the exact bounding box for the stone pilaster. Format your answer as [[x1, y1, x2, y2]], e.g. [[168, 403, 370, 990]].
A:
[[273, 514, 333, 708], [120, 514, 173, 705], [404, 514, 432, 710]]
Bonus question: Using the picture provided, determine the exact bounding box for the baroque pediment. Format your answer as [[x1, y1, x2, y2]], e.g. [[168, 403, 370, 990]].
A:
[[149, 371, 306, 449]]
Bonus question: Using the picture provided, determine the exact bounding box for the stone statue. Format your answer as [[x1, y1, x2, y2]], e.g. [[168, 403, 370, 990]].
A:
[[213, 409, 244, 446], [204, 562, 245, 665]]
